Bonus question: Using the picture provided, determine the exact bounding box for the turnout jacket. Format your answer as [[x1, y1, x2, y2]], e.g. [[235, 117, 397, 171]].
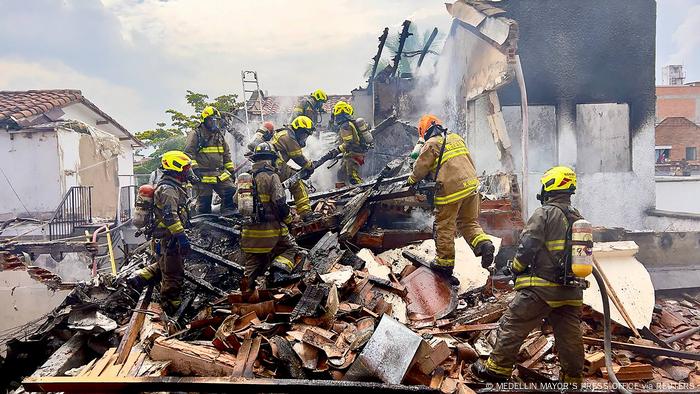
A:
[[154, 174, 190, 237], [184, 124, 234, 184], [510, 194, 585, 308], [292, 96, 320, 124], [337, 119, 366, 155], [270, 128, 313, 170], [240, 162, 292, 254], [407, 131, 479, 206]]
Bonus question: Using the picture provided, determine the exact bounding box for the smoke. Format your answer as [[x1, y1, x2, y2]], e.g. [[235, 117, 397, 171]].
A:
[[34, 253, 92, 282], [410, 20, 467, 132], [302, 131, 340, 191], [408, 207, 434, 230]]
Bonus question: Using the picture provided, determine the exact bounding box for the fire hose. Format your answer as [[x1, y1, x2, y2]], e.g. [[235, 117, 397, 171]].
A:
[[591, 266, 631, 394]]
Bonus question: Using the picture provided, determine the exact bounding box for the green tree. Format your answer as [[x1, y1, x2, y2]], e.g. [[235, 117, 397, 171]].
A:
[[134, 91, 243, 174]]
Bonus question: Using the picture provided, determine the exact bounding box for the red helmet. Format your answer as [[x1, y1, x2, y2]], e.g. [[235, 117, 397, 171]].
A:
[[263, 121, 274, 133]]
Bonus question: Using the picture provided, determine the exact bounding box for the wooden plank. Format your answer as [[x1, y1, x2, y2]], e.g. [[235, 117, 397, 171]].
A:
[[127, 353, 147, 377], [231, 338, 253, 378], [520, 337, 554, 369], [150, 337, 237, 376], [426, 323, 499, 335], [76, 358, 97, 377], [87, 348, 117, 377], [583, 336, 700, 361], [116, 285, 153, 364], [99, 355, 121, 377], [22, 376, 441, 393], [601, 362, 654, 381], [243, 337, 261, 378], [117, 349, 143, 377], [30, 333, 87, 378]]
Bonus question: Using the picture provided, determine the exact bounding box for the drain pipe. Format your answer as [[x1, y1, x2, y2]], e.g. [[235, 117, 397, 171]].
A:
[[514, 55, 529, 220]]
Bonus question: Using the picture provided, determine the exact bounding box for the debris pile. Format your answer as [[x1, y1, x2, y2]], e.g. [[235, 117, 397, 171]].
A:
[[4, 174, 700, 393]]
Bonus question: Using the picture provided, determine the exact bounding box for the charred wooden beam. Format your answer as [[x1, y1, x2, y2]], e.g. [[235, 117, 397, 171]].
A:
[[583, 336, 700, 361], [184, 271, 227, 297], [116, 285, 153, 364], [22, 376, 439, 393], [191, 244, 244, 273]]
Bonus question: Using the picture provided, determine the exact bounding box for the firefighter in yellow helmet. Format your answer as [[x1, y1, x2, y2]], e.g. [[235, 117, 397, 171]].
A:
[[292, 89, 328, 126], [239, 142, 300, 290], [270, 116, 315, 220], [127, 151, 192, 314], [322, 101, 373, 185], [472, 166, 586, 386], [406, 115, 494, 285], [184, 106, 237, 215]]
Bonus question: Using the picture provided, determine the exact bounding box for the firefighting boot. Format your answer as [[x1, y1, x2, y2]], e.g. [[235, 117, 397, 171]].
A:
[[429, 261, 460, 287], [470, 359, 509, 383]]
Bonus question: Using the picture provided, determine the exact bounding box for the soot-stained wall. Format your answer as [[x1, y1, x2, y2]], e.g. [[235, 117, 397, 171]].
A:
[[496, 0, 656, 137]]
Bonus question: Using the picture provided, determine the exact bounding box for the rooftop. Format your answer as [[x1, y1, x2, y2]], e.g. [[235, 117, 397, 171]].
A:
[[0, 89, 141, 146]]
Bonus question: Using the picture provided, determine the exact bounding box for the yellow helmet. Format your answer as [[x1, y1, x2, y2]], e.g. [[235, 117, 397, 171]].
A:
[[332, 101, 354, 116], [201, 106, 220, 120], [541, 166, 577, 192], [291, 115, 314, 132], [311, 89, 328, 102], [161, 150, 192, 172]]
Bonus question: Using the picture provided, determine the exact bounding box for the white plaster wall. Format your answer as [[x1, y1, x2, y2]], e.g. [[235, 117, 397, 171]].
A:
[[468, 99, 656, 230], [0, 270, 70, 341], [0, 130, 62, 218], [118, 140, 135, 187], [62, 103, 135, 186], [572, 109, 655, 231], [56, 128, 81, 189], [655, 177, 700, 214]]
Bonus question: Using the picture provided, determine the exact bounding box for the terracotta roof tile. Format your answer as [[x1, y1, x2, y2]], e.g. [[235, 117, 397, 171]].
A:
[[0, 89, 142, 146], [247, 94, 354, 117]]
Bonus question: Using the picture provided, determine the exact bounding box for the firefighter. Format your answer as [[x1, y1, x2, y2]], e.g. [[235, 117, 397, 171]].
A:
[[406, 115, 494, 285], [322, 101, 372, 186], [471, 166, 585, 386], [240, 142, 298, 290], [127, 151, 192, 314], [292, 89, 328, 126], [270, 116, 315, 220], [184, 106, 237, 215], [246, 121, 275, 153]]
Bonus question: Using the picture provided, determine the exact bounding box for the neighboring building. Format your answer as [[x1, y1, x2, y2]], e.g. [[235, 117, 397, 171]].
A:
[[655, 117, 700, 164], [0, 90, 142, 221], [657, 83, 700, 125]]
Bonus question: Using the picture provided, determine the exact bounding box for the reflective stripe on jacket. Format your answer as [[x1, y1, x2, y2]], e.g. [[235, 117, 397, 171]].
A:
[[154, 175, 189, 236], [271, 128, 312, 170], [184, 124, 234, 180], [510, 194, 585, 306], [408, 132, 479, 206]]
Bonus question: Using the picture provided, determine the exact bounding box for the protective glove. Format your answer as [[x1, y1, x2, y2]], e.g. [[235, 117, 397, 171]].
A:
[[477, 241, 495, 268], [174, 232, 191, 256], [300, 168, 313, 180]]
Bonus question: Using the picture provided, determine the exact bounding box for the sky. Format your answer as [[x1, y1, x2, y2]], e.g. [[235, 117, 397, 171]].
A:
[[0, 0, 698, 134]]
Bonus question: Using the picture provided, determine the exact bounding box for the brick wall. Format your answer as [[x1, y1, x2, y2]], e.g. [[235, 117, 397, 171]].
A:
[[657, 85, 700, 124], [655, 117, 700, 162]]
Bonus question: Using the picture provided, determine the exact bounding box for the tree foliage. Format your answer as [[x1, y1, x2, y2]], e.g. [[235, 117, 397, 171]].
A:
[[134, 91, 243, 174]]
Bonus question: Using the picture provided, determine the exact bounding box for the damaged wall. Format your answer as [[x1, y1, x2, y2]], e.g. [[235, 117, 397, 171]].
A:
[[459, 0, 656, 229], [0, 130, 63, 219]]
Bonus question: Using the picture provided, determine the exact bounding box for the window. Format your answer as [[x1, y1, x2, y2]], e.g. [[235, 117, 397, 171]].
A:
[[686, 147, 697, 161], [656, 148, 671, 163]]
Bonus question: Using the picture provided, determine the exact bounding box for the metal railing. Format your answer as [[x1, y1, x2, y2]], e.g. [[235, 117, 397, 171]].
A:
[[118, 185, 137, 225], [48, 186, 93, 240]]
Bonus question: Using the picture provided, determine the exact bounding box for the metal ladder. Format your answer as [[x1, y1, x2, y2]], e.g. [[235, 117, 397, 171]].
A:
[[241, 70, 265, 132]]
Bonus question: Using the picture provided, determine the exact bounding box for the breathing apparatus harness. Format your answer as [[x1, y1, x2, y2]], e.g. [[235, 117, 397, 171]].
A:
[[425, 123, 449, 207]]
